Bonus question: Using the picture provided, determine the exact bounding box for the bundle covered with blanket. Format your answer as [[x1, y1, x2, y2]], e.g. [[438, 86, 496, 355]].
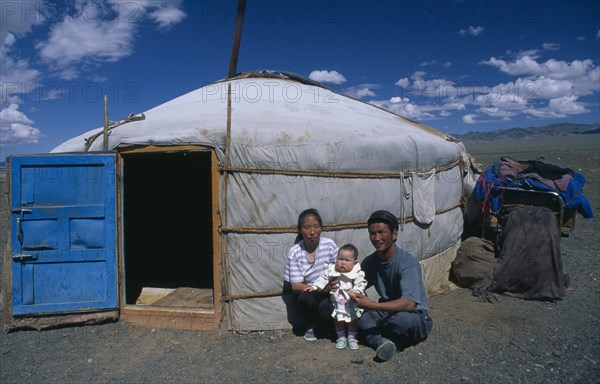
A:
[[455, 157, 594, 301], [471, 205, 566, 301], [472, 157, 593, 219]]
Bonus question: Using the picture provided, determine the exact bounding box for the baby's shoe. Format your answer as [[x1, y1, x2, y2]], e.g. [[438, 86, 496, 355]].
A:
[[348, 337, 359, 350], [335, 337, 348, 349]]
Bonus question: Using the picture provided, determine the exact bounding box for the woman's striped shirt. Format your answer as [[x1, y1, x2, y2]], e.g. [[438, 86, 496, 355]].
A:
[[284, 237, 339, 285]]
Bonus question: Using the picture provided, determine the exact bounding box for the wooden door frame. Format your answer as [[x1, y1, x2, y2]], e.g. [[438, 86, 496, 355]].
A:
[[116, 145, 222, 331]]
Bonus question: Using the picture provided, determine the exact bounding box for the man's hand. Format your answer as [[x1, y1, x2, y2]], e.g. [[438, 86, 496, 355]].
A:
[[353, 295, 417, 313], [353, 292, 376, 310], [303, 286, 315, 292]]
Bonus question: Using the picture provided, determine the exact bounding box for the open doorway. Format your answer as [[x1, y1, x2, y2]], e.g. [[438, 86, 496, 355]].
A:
[[121, 150, 214, 310]]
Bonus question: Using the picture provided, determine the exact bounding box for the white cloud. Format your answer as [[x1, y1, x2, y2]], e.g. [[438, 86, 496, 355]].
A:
[[482, 56, 599, 101], [372, 95, 465, 121], [548, 95, 589, 115], [7, 95, 23, 104], [395, 78, 410, 88], [577, 36, 586, 41], [0, 0, 186, 149], [4, 33, 16, 47], [0, 0, 45, 42], [472, 89, 526, 108], [483, 56, 536, 75], [476, 107, 517, 118], [415, 78, 456, 98], [420, 60, 452, 68], [57, 67, 80, 81], [411, 71, 427, 80], [570, 66, 600, 96], [524, 96, 590, 119], [356, 88, 376, 98], [473, 76, 594, 121], [394, 72, 459, 101], [389, 103, 435, 120], [35, 1, 186, 76], [37, 14, 135, 68], [308, 70, 347, 84], [387, 51, 599, 125], [387, 47, 598, 125], [371, 98, 434, 120], [1, 34, 41, 103], [0, 104, 42, 145], [355, 88, 375, 98], [542, 42, 560, 51], [513, 49, 540, 59], [597, 30, 600, 39], [149, 5, 187, 28], [443, 102, 467, 111], [462, 114, 477, 124], [343, 84, 378, 99], [459, 26, 484, 36], [390, 96, 409, 103], [515, 76, 574, 100], [380, 71, 474, 120], [522, 108, 559, 118], [0, 103, 32, 125], [92, 75, 108, 83], [483, 56, 596, 80]]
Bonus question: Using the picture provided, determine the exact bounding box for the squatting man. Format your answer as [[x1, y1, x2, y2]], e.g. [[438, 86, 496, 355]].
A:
[[353, 210, 433, 362]]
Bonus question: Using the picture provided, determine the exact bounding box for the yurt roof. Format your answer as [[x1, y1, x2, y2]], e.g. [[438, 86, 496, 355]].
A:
[[52, 70, 461, 172]]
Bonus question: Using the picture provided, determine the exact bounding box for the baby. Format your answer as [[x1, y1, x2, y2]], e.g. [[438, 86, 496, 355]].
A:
[[311, 244, 367, 350]]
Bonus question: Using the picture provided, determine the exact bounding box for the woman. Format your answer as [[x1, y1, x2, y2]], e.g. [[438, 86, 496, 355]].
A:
[[284, 208, 339, 341]]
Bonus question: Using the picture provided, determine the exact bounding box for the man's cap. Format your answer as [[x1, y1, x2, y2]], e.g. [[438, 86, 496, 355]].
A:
[[367, 210, 398, 230]]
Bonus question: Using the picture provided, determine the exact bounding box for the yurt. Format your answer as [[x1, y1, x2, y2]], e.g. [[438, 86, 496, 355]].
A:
[[4, 71, 476, 331]]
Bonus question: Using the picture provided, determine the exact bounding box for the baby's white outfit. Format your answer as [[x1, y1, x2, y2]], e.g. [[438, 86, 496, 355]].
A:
[[312, 263, 367, 322]]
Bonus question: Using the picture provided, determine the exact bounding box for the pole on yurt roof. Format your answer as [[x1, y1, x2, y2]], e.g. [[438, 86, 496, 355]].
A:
[[103, 95, 108, 150], [227, 0, 246, 78]]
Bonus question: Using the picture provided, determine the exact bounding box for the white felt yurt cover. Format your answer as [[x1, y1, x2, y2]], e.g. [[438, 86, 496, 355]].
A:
[[53, 71, 472, 331]]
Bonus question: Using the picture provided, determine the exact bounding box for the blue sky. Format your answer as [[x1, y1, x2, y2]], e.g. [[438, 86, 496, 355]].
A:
[[1, 0, 599, 160]]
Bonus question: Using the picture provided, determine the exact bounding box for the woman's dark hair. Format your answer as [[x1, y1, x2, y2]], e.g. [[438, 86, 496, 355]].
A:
[[297, 208, 323, 231], [339, 243, 359, 260]]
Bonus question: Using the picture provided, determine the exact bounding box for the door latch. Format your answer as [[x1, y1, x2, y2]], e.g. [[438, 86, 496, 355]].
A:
[[12, 208, 33, 214]]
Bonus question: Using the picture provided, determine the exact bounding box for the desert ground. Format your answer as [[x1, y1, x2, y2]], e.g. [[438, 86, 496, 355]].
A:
[[1, 135, 599, 383]]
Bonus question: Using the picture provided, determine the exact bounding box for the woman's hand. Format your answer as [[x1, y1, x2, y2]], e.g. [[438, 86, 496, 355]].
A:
[[322, 278, 339, 293], [291, 282, 314, 294]]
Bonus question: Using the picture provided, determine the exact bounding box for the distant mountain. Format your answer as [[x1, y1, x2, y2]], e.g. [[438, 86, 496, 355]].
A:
[[451, 123, 600, 142]]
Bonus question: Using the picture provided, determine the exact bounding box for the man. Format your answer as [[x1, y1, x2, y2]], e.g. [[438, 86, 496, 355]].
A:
[[353, 210, 433, 362]]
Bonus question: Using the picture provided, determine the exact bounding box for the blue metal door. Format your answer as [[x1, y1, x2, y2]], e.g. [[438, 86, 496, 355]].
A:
[[10, 154, 117, 315]]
